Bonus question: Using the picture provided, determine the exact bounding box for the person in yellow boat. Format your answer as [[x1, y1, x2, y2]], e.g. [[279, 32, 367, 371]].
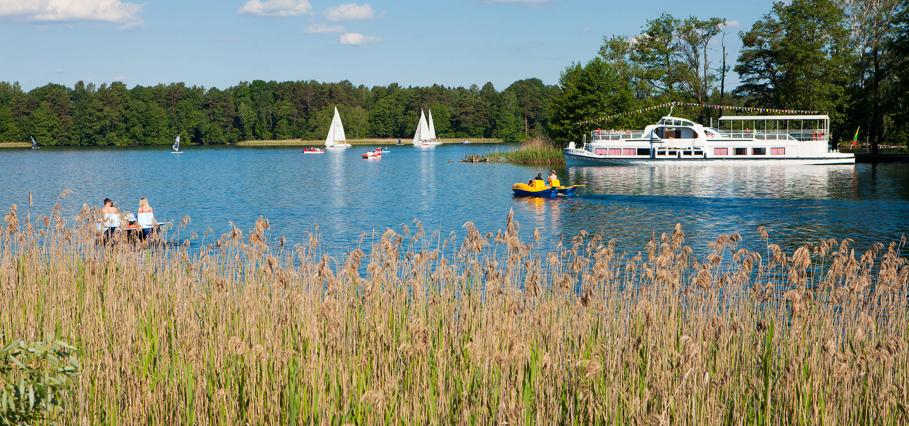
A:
[[547, 170, 559, 187], [531, 173, 546, 189]]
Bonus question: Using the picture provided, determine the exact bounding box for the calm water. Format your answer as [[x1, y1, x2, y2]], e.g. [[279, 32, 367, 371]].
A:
[[1, 144, 907, 256]]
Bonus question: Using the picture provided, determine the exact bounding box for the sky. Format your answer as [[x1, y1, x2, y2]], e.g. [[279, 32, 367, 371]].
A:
[[1, 0, 781, 93]]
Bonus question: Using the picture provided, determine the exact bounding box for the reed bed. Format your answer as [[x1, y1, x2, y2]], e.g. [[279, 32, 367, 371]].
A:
[[2, 198, 909, 425], [484, 138, 565, 165]]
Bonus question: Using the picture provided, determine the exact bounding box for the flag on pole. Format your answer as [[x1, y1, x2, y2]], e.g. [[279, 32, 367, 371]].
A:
[[850, 127, 860, 148]]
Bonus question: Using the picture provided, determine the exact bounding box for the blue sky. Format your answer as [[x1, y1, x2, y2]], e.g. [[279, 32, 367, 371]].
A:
[[2, 0, 779, 92]]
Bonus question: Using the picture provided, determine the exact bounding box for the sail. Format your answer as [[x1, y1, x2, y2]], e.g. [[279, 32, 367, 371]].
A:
[[325, 107, 346, 147], [412, 110, 429, 144], [173, 135, 180, 152], [427, 110, 437, 141], [30, 135, 37, 148]]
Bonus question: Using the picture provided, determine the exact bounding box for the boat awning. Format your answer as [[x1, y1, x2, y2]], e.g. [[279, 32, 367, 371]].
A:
[[719, 115, 829, 121]]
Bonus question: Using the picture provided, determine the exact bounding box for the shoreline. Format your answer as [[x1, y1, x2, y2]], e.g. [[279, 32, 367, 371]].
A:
[[0, 142, 32, 148], [236, 138, 504, 146]]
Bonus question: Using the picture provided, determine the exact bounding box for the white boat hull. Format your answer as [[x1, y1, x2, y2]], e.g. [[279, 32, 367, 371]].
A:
[[564, 149, 855, 166]]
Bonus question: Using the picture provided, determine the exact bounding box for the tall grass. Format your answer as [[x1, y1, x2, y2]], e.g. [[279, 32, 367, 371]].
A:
[[2, 198, 908, 424], [484, 138, 565, 165]]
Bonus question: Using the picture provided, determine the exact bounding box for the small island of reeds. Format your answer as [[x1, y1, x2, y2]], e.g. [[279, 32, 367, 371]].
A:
[[464, 138, 565, 165], [1, 200, 908, 424]]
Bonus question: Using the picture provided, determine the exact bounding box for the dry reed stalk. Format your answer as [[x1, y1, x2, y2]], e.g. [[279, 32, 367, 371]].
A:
[[0, 202, 908, 425]]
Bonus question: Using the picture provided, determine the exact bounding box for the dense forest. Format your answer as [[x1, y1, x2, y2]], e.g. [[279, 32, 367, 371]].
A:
[[2, 0, 907, 152], [0, 78, 559, 146]]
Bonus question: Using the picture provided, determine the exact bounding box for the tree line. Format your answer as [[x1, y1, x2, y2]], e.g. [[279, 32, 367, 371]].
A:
[[549, 0, 909, 153], [0, 79, 559, 146], [3, 0, 907, 151]]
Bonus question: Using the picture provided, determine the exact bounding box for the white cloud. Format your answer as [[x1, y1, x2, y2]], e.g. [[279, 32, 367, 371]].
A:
[[304, 23, 344, 34], [53, 68, 65, 73], [582, 26, 590, 33], [722, 20, 741, 29], [110, 75, 130, 82], [324, 3, 381, 22], [0, 0, 144, 27], [239, 0, 312, 17], [339, 32, 380, 45]]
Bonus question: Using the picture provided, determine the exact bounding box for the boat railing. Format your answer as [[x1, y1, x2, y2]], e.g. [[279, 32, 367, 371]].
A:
[[717, 130, 826, 142], [591, 130, 645, 141]]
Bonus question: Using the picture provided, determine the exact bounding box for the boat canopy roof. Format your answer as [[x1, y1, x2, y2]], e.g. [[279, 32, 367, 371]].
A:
[[658, 116, 697, 126], [719, 115, 829, 121]]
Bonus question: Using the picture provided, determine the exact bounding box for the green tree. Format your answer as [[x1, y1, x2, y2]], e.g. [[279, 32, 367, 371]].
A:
[[885, 3, 909, 146], [548, 57, 636, 142], [844, 0, 902, 152], [428, 103, 451, 138], [28, 101, 64, 145], [345, 105, 369, 139], [491, 91, 521, 142], [735, 0, 856, 142], [273, 100, 296, 139]]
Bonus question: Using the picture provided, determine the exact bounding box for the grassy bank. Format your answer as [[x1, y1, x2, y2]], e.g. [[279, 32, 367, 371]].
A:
[[481, 138, 565, 165], [0, 142, 32, 148], [237, 138, 503, 146], [2, 201, 908, 424]]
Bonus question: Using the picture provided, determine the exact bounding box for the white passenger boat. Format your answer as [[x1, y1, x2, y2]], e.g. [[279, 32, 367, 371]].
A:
[[564, 114, 854, 166]]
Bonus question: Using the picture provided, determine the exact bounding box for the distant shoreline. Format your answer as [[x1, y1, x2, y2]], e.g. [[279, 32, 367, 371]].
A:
[[236, 138, 503, 146], [0, 138, 506, 148]]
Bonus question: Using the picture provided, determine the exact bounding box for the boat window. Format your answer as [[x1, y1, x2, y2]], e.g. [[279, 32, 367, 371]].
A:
[[663, 128, 681, 139], [734, 148, 747, 155], [637, 148, 650, 156], [595, 148, 609, 155], [608, 148, 622, 155], [682, 151, 693, 156], [771, 147, 786, 155], [753, 148, 766, 155], [714, 148, 728, 155], [623, 148, 636, 156], [694, 150, 703, 156]]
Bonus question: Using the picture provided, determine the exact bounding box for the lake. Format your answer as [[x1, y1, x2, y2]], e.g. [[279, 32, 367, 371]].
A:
[[1, 144, 907, 256]]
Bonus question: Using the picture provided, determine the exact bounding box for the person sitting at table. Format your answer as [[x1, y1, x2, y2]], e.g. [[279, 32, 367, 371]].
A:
[[137, 197, 157, 238], [100, 198, 121, 239]]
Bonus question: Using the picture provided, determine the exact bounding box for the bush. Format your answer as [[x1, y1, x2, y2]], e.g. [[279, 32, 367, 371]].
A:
[[0, 337, 80, 425]]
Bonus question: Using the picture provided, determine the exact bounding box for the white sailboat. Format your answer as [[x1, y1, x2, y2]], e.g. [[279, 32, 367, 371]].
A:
[[427, 110, 440, 143], [171, 134, 182, 154], [325, 107, 351, 148], [413, 109, 442, 146]]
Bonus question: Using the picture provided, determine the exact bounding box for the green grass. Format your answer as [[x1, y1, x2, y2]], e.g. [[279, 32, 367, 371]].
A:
[[475, 138, 566, 165]]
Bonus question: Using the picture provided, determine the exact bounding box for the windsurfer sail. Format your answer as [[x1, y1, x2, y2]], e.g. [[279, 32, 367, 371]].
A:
[[171, 135, 182, 154], [29, 135, 38, 149]]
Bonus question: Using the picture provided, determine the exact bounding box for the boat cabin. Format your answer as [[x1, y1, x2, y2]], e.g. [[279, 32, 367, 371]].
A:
[[717, 115, 830, 142]]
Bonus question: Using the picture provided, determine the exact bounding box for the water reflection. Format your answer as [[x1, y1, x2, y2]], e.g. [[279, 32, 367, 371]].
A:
[[568, 164, 859, 200]]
